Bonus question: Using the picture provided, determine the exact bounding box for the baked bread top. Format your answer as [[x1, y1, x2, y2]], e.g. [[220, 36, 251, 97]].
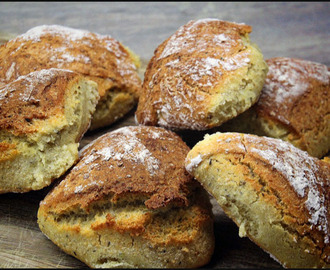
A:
[[258, 57, 329, 126], [0, 67, 99, 193], [41, 125, 197, 213], [185, 132, 330, 266], [218, 57, 330, 158], [0, 24, 141, 103], [37, 126, 214, 268], [135, 18, 268, 130], [0, 68, 91, 136], [258, 58, 329, 153]]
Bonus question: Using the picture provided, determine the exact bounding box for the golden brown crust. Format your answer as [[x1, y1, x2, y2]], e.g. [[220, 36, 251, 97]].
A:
[[135, 19, 267, 130], [37, 125, 214, 268], [38, 184, 214, 268], [257, 57, 330, 154], [0, 25, 140, 98], [219, 57, 330, 158], [85, 188, 213, 245], [0, 67, 99, 193], [41, 126, 197, 213], [185, 132, 330, 267], [0, 68, 81, 136], [0, 25, 141, 130], [258, 57, 329, 124]]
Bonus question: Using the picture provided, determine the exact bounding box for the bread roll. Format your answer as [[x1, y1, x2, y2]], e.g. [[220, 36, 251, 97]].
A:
[[0, 24, 142, 130], [0, 68, 99, 193], [220, 57, 330, 158], [37, 126, 214, 268], [185, 132, 329, 268], [135, 18, 268, 130]]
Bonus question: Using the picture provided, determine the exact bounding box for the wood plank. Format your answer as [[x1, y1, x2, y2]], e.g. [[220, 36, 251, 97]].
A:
[[0, 2, 329, 268]]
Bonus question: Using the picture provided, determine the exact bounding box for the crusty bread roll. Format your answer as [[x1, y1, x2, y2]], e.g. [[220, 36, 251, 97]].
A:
[[0, 24, 142, 130], [220, 57, 330, 158], [185, 132, 330, 268], [37, 126, 214, 268], [135, 18, 268, 130], [0, 68, 99, 193]]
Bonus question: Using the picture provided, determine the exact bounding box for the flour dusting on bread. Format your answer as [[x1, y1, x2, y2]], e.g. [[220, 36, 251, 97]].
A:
[[185, 132, 329, 268], [164, 53, 250, 88], [0, 68, 99, 193], [158, 18, 248, 60], [37, 125, 214, 268], [12, 24, 123, 58], [1, 24, 142, 130], [158, 19, 251, 85], [263, 58, 329, 105], [136, 18, 267, 130], [62, 126, 194, 210], [76, 127, 160, 178], [247, 135, 329, 243], [0, 68, 75, 103]]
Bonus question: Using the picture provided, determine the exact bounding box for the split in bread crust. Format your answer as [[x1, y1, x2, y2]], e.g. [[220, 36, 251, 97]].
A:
[[0, 68, 99, 193], [135, 18, 268, 130], [38, 126, 214, 268], [185, 132, 330, 268], [220, 57, 330, 158], [0, 25, 142, 130]]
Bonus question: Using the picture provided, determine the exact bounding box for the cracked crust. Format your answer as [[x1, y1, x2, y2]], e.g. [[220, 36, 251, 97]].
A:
[[0, 68, 99, 193], [0, 25, 142, 130], [37, 126, 214, 268], [0, 69, 85, 136], [220, 57, 330, 158], [185, 132, 330, 268], [135, 18, 268, 130]]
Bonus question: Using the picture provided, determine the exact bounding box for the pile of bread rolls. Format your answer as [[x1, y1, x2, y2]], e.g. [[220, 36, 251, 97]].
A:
[[0, 19, 329, 268]]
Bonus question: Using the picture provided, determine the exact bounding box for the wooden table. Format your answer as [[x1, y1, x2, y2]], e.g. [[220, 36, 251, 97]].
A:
[[0, 2, 329, 268]]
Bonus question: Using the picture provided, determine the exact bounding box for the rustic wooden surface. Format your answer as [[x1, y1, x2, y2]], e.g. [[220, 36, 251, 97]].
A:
[[0, 2, 329, 269]]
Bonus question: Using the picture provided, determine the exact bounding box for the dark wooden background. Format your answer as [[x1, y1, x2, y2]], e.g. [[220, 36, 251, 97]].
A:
[[0, 2, 329, 268]]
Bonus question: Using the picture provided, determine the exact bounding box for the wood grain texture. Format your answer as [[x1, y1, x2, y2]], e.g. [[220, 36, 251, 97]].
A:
[[0, 2, 329, 268], [0, 2, 329, 65]]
